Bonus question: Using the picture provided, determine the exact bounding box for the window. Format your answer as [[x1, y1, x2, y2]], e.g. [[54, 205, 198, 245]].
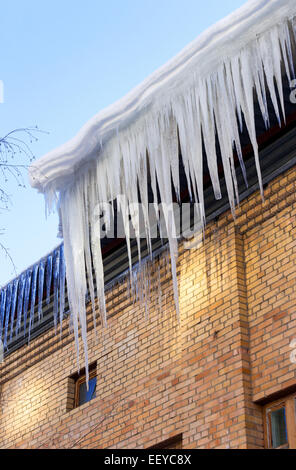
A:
[[75, 370, 97, 407], [264, 393, 296, 449], [148, 434, 182, 449], [67, 362, 97, 410]]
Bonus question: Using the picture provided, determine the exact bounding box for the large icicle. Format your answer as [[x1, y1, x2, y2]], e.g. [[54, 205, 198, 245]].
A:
[[9, 278, 19, 342], [59, 244, 66, 336], [38, 259, 45, 322], [23, 269, 32, 336], [3, 283, 12, 349], [53, 248, 60, 332], [60, 186, 89, 383], [46, 254, 53, 305], [15, 274, 25, 337], [0, 287, 6, 342], [28, 264, 39, 342]]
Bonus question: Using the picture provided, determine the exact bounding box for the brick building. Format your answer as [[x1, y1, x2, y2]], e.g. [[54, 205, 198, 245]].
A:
[[1, 0, 296, 449]]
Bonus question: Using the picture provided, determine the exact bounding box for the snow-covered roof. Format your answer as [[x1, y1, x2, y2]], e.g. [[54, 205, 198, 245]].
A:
[[29, 0, 296, 196]]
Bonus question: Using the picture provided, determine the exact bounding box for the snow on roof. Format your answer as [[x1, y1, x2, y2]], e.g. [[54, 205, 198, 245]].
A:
[[29, 0, 296, 196]]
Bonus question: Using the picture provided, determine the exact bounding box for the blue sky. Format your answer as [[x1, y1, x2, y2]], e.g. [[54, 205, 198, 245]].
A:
[[0, 0, 247, 286]]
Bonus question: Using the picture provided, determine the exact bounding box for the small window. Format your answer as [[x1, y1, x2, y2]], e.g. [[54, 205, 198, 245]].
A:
[[75, 373, 97, 407], [264, 393, 296, 449], [70, 363, 97, 408]]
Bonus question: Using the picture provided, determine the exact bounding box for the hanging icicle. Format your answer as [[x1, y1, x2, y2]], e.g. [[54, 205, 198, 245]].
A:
[[23, 269, 32, 337], [28, 264, 39, 343], [59, 244, 66, 336], [9, 278, 19, 342], [15, 274, 25, 337], [3, 283, 12, 349], [46, 254, 53, 305], [0, 287, 7, 342], [38, 259, 45, 323], [53, 248, 60, 332]]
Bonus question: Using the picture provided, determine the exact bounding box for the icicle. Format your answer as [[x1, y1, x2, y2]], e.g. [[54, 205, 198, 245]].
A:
[[3, 283, 12, 349], [199, 77, 222, 201], [90, 202, 107, 330], [53, 248, 60, 332], [146, 114, 180, 321], [46, 254, 53, 305], [157, 262, 162, 315], [143, 263, 150, 320], [258, 29, 282, 126], [173, 87, 205, 223], [0, 287, 7, 342], [28, 264, 38, 343], [59, 244, 66, 336], [237, 49, 264, 199], [23, 269, 32, 336], [38, 259, 45, 323], [213, 69, 237, 214], [83, 179, 97, 337], [15, 273, 25, 337], [279, 21, 295, 80], [117, 194, 133, 279], [60, 185, 89, 386], [9, 278, 19, 341]]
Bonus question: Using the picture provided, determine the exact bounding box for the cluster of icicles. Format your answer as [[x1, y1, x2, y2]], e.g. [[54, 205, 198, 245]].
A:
[[0, 241, 171, 360], [16, 5, 295, 383], [52, 18, 296, 382], [0, 244, 66, 351]]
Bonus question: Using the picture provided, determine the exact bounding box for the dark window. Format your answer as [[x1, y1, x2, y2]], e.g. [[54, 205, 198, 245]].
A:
[[70, 363, 97, 408], [264, 394, 296, 449], [76, 374, 97, 407]]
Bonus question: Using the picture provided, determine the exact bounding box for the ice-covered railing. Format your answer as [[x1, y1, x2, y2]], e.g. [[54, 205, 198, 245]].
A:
[[28, 0, 296, 382], [0, 244, 66, 352]]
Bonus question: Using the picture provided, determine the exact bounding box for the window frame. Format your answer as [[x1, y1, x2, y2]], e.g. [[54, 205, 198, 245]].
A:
[[74, 367, 97, 408], [264, 393, 296, 449]]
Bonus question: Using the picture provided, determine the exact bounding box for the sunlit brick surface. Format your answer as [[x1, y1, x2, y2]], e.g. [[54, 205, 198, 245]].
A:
[[1, 166, 296, 449]]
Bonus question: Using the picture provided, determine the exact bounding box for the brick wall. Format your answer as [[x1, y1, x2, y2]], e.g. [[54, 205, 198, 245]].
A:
[[0, 165, 296, 449]]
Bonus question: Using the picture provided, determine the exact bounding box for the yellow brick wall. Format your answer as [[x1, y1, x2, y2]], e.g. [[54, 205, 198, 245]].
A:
[[0, 165, 296, 449]]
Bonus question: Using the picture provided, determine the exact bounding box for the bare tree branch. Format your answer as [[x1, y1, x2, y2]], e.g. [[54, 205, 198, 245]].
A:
[[0, 126, 48, 273]]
